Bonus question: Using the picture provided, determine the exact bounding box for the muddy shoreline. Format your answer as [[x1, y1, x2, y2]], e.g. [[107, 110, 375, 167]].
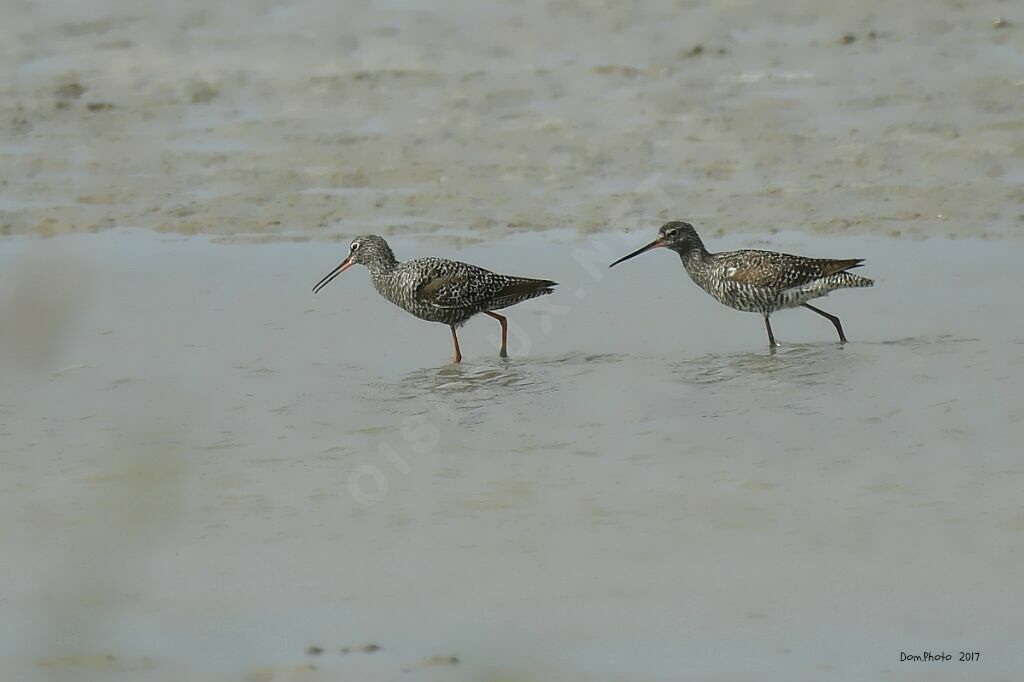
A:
[[2, 0, 1022, 241]]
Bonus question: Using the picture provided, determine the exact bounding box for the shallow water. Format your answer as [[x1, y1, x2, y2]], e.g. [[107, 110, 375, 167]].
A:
[[2, 230, 1022, 680]]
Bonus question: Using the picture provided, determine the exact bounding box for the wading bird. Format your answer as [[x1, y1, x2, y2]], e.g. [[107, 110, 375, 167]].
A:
[[313, 235, 557, 363], [610, 221, 873, 348]]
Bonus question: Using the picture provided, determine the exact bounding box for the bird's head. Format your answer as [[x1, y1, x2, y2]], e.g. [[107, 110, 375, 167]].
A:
[[609, 221, 701, 267], [312, 234, 395, 294]]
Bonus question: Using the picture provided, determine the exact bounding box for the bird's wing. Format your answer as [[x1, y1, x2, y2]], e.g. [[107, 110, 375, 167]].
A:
[[721, 250, 864, 289], [413, 261, 502, 309], [416, 273, 474, 308], [415, 262, 554, 310]]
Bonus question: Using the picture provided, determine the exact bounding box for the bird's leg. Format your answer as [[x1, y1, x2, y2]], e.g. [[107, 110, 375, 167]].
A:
[[449, 325, 462, 364], [802, 303, 847, 343], [484, 311, 508, 358], [763, 315, 779, 350]]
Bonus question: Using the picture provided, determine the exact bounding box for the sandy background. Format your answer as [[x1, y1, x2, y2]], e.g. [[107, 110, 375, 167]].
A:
[[2, 0, 1022, 241]]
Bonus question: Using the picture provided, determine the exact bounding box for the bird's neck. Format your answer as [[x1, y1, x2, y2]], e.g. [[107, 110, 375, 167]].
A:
[[676, 242, 711, 273], [365, 254, 399, 279]]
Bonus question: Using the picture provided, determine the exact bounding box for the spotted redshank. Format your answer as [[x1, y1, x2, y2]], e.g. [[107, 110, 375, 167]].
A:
[[609, 221, 874, 348], [313, 235, 557, 363]]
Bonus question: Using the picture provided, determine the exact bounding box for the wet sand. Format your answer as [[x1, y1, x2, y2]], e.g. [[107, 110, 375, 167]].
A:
[[2, 230, 1023, 680], [2, 0, 1022, 240]]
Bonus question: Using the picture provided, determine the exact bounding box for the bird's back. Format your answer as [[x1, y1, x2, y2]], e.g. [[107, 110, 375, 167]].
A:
[[689, 249, 872, 313], [712, 249, 865, 288], [376, 257, 556, 324]]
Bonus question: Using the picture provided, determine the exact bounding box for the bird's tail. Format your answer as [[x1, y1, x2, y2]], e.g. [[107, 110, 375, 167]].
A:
[[825, 259, 873, 288], [490, 278, 558, 308], [501, 278, 558, 297], [837, 271, 874, 288]]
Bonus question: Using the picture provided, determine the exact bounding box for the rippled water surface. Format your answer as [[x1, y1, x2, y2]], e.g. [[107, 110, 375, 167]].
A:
[[2, 230, 1022, 681]]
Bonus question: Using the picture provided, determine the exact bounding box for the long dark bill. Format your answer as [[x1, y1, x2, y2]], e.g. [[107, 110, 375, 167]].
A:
[[609, 238, 666, 268], [312, 256, 353, 294]]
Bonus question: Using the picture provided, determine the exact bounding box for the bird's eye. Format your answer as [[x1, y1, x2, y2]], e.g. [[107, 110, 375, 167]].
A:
[[350, 242, 360, 252], [666, 229, 678, 237]]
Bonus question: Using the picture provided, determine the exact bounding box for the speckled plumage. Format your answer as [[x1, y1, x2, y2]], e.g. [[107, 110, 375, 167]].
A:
[[610, 221, 874, 347], [313, 235, 557, 362]]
